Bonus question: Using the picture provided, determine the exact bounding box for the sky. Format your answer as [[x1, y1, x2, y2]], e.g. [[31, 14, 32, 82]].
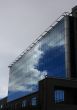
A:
[[0, 0, 77, 99]]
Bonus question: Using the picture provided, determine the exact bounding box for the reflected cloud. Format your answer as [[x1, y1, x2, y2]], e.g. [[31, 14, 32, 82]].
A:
[[9, 44, 47, 93]]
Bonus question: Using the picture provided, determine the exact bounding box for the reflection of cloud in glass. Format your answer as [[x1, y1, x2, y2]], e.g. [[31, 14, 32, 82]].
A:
[[48, 37, 64, 47], [9, 44, 47, 92]]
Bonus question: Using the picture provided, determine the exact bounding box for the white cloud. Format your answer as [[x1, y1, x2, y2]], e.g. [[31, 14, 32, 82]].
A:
[[48, 37, 64, 48], [9, 43, 47, 92]]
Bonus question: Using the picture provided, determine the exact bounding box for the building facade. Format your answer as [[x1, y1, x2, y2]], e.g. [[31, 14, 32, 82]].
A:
[[8, 15, 66, 102], [0, 6, 77, 110]]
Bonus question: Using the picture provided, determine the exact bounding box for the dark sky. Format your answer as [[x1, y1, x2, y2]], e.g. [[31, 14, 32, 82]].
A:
[[0, 0, 77, 98]]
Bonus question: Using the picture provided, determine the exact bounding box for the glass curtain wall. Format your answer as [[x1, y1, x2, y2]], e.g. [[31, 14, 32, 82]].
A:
[[8, 18, 66, 102]]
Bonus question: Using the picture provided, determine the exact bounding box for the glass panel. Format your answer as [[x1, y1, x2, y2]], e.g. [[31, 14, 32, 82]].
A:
[[8, 18, 66, 102], [32, 97, 37, 106], [22, 100, 26, 108], [54, 90, 64, 103], [0, 105, 3, 109]]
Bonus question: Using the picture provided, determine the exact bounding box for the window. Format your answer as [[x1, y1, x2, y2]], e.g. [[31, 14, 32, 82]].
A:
[[0, 105, 3, 109], [32, 97, 37, 106], [22, 100, 27, 108], [54, 90, 64, 103]]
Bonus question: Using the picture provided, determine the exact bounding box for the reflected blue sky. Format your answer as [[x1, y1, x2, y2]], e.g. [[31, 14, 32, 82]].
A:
[[36, 45, 65, 78]]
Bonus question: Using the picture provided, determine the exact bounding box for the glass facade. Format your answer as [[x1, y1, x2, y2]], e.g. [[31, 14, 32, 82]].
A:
[[8, 18, 66, 102]]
